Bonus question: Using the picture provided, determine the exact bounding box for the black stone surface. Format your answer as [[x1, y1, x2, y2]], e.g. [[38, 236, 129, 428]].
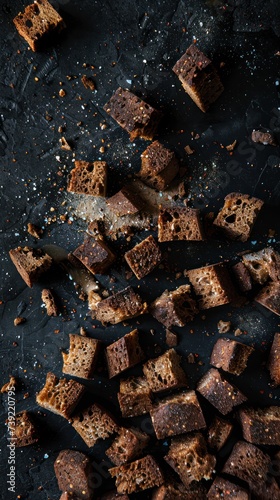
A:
[[0, 0, 280, 498]]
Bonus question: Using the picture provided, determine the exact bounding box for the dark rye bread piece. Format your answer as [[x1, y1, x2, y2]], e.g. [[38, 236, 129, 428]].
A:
[[138, 141, 179, 191], [164, 433, 216, 486], [210, 338, 254, 375], [9, 246, 52, 287], [73, 236, 115, 275], [150, 390, 206, 439], [207, 415, 233, 451], [36, 372, 84, 419], [251, 130, 277, 145], [187, 263, 236, 310], [13, 0, 65, 52], [242, 247, 280, 284], [207, 477, 250, 499], [172, 44, 224, 112], [62, 334, 101, 379], [158, 206, 204, 242], [67, 160, 108, 196], [150, 284, 198, 328], [152, 480, 207, 500], [106, 427, 149, 465], [13, 411, 39, 447], [231, 262, 253, 293], [93, 286, 147, 324], [222, 441, 278, 500], [255, 282, 280, 316], [103, 87, 161, 141], [54, 449, 94, 500], [238, 406, 280, 445], [118, 376, 153, 418], [106, 329, 144, 378], [71, 403, 119, 447], [268, 333, 280, 385], [213, 193, 264, 242], [197, 368, 247, 415], [109, 455, 164, 494], [124, 235, 162, 280], [41, 288, 59, 316], [142, 348, 187, 394], [106, 186, 144, 216]]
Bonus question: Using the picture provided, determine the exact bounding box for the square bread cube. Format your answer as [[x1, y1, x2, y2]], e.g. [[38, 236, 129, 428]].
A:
[[36, 372, 85, 419], [210, 338, 254, 375], [255, 282, 280, 316], [93, 286, 147, 325], [158, 207, 204, 241], [207, 415, 233, 451], [109, 455, 164, 494], [242, 247, 280, 284], [172, 44, 224, 112], [238, 406, 280, 445], [152, 481, 207, 500], [106, 186, 144, 216], [73, 236, 115, 274], [207, 477, 249, 500], [150, 284, 198, 328], [232, 261, 253, 293], [106, 329, 144, 378], [62, 334, 101, 379], [71, 403, 118, 447], [67, 160, 108, 196], [164, 433, 216, 486], [197, 368, 247, 415], [13, 411, 39, 447], [268, 332, 280, 385], [213, 192, 264, 242], [187, 263, 236, 309], [138, 141, 179, 191], [13, 0, 65, 52], [124, 235, 161, 279], [118, 376, 153, 418], [106, 427, 149, 465], [103, 87, 161, 141], [150, 390, 206, 439], [9, 246, 52, 287], [54, 449, 94, 500], [143, 348, 187, 394]]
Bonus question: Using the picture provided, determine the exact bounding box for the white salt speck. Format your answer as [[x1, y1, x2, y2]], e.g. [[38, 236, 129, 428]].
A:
[[44, 454, 49, 459], [126, 79, 132, 85], [276, 81, 279, 86], [143, 59, 147, 63]]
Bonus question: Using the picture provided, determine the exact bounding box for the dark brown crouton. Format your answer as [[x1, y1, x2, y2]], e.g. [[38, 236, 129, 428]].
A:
[[143, 348, 187, 393], [93, 287, 147, 324], [109, 455, 164, 494], [106, 427, 149, 465], [238, 406, 280, 445], [158, 207, 204, 241], [137, 141, 179, 191], [124, 235, 161, 279], [242, 247, 280, 284], [232, 262, 253, 293], [106, 329, 144, 378], [150, 284, 198, 328], [36, 372, 85, 419], [210, 338, 254, 375], [207, 415, 233, 451], [9, 246, 52, 287], [106, 186, 144, 216], [268, 332, 280, 385], [117, 376, 153, 418], [255, 282, 280, 316], [187, 263, 236, 310], [207, 477, 249, 499], [73, 236, 115, 275], [12, 411, 39, 447], [67, 160, 107, 197], [152, 480, 207, 500], [62, 334, 101, 379], [54, 449, 94, 500], [71, 403, 119, 447]]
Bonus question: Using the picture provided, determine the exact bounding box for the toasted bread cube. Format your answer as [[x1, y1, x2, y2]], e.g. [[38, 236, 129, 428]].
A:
[[152, 481, 207, 500], [62, 334, 101, 379], [109, 455, 164, 494], [242, 247, 280, 284], [41, 288, 59, 316], [13, 411, 39, 447], [232, 262, 253, 293], [164, 433, 216, 486], [207, 477, 249, 499], [210, 338, 254, 375], [213, 193, 264, 242], [268, 332, 280, 385], [255, 282, 280, 316], [138, 141, 179, 191], [124, 235, 161, 280], [207, 415, 233, 451], [93, 286, 147, 325], [238, 406, 280, 446], [71, 403, 118, 447], [67, 160, 108, 196], [106, 186, 144, 216], [106, 427, 149, 465], [106, 329, 144, 378], [9, 246, 52, 287], [118, 376, 153, 418], [187, 263, 236, 310], [150, 390, 206, 439], [158, 207, 204, 242], [36, 372, 85, 419], [150, 284, 198, 328], [143, 348, 187, 394], [103, 87, 161, 141], [13, 0, 65, 52], [54, 450, 94, 500], [73, 236, 115, 275], [172, 44, 224, 112], [197, 368, 247, 415]]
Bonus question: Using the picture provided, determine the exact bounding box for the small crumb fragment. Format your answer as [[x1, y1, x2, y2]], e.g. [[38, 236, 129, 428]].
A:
[[225, 139, 237, 151], [14, 316, 26, 326], [81, 75, 96, 91], [251, 130, 277, 146], [59, 89, 66, 97], [59, 137, 72, 151], [41, 289, 59, 317], [166, 329, 178, 347], [184, 145, 195, 155], [27, 223, 42, 239], [187, 353, 195, 363], [1, 376, 18, 393], [217, 320, 231, 334], [234, 328, 243, 337], [80, 327, 87, 336]]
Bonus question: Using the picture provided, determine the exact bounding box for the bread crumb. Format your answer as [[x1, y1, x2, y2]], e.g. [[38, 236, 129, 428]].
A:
[[225, 139, 237, 151], [234, 328, 243, 336], [27, 223, 42, 239], [1, 376, 18, 393], [14, 316, 26, 326], [59, 89, 66, 97], [41, 289, 59, 317], [59, 137, 72, 151], [217, 320, 231, 333], [81, 75, 96, 91], [184, 145, 195, 155]]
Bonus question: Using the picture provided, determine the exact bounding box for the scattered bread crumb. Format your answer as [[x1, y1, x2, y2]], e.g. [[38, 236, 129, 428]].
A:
[[27, 223, 42, 239], [234, 328, 243, 336], [41, 289, 59, 317], [226, 139, 237, 151], [1, 376, 18, 393], [59, 137, 72, 151], [81, 75, 96, 91], [217, 320, 231, 333], [14, 316, 26, 326]]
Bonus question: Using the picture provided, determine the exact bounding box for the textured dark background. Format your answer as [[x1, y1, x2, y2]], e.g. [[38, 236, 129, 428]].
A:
[[0, 0, 280, 498]]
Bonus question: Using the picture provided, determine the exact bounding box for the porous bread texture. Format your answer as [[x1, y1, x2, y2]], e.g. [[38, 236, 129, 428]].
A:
[[62, 334, 101, 379], [158, 206, 204, 242], [213, 192, 264, 241], [67, 160, 108, 196], [71, 403, 118, 447], [142, 348, 187, 393], [109, 455, 164, 494], [36, 372, 85, 419]]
